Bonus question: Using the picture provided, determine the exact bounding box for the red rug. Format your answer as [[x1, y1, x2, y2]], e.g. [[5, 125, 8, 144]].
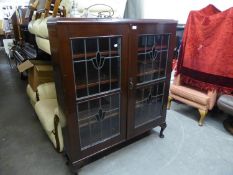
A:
[[177, 4, 233, 93]]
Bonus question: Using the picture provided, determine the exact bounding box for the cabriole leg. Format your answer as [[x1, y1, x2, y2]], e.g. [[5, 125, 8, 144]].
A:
[[198, 109, 208, 126], [63, 153, 70, 165], [167, 96, 173, 110], [159, 123, 167, 138]]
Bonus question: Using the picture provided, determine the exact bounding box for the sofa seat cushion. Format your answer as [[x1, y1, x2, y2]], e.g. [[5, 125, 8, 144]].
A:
[[35, 99, 58, 132], [170, 85, 210, 105], [217, 95, 233, 115]]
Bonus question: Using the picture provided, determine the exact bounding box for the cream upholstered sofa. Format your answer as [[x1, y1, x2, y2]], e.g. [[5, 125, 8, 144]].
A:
[[27, 82, 66, 152], [168, 74, 217, 126]]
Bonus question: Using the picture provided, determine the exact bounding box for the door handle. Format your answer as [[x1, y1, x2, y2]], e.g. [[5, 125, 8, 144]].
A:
[[129, 78, 134, 90]]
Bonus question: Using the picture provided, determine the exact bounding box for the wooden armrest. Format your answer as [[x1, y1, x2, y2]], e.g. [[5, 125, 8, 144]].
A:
[[60, 6, 67, 17], [45, 0, 52, 17], [52, 0, 62, 17]]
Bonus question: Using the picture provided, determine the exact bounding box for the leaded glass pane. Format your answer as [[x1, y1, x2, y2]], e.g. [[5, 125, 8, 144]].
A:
[[77, 93, 120, 149], [137, 34, 171, 84], [71, 36, 121, 99], [134, 82, 165, 128]]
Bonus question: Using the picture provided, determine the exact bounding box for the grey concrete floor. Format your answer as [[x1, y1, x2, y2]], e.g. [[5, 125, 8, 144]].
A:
[[0, 51, 233, 175]]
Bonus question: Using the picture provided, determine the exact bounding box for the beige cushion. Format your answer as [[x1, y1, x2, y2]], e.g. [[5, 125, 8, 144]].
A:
[[28, 19, 40, 37], [170, 85, 210, 106], [35, 37, 51, 55], [28, 16, 52, 39], [26, 84, 37, 106], [35, 99, 58, 132], [37, 82, 57, 100]]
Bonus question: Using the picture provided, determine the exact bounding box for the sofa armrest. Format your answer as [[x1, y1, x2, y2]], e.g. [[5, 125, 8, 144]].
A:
[[173, 74, 181, 86], [54, 107, 66, 128], [34, 99, 64, 152], [54, 106, 66, 152], [37, 82, 57, 100], [26, 84, 37, 106], [207, 90, 217, 110]]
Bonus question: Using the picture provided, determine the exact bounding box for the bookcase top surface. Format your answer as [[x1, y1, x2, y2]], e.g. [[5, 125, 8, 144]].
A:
[[47, 17, 177, 25]]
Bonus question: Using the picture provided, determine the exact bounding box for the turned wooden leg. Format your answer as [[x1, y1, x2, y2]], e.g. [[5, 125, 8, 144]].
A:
[[167, 96, 173, 110], [63, 153, 70, 165], [52, 115, 60, 152], [198, 109, 208, 126], [159, 123, 167, 138]]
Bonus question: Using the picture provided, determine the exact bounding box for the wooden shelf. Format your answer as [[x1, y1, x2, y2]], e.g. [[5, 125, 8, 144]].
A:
[[137, 45, 168, 52], [138, 59, 155, 65], [76, 76, 118, 90], [73, 50, 119, 60], [78, 110, 119, 128], [135, 94, 163, 106], [137, 68, 164, 77]]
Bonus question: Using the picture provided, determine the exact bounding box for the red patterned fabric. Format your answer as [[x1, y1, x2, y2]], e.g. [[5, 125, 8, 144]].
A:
[[177, 4, 233, 93]]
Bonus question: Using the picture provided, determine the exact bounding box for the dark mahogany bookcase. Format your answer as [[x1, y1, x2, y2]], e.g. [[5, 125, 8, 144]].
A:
[[47, 18, 177, 174]]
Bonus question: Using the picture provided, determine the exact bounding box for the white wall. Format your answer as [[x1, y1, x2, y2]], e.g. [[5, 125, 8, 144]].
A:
[[0, 0, 29, 19], [143, 0, 233, 24]]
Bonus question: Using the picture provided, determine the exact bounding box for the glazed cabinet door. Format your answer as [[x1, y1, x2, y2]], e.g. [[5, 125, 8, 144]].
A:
[[127, 23, 176, 138], [66, 23, 128, 161], [72, 36, 122, 149]]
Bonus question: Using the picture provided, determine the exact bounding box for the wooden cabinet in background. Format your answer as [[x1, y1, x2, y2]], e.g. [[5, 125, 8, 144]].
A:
[[47, 18, 177, 174]]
